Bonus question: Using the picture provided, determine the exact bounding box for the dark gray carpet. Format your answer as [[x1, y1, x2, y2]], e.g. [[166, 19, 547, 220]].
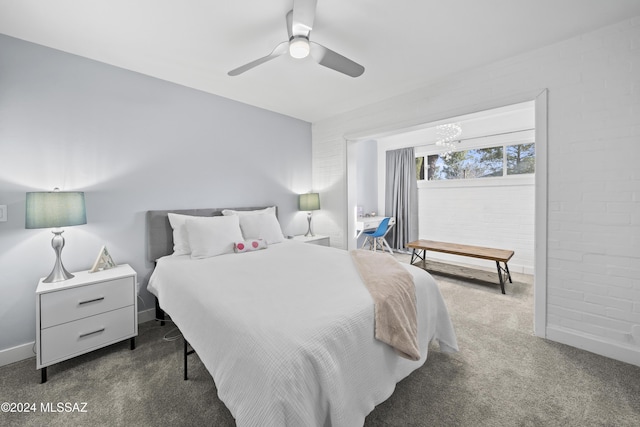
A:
[[2, 259, 639, 426]]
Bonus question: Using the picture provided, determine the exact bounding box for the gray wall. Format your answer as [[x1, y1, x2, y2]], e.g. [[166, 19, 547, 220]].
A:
[[0, 35, 312, 354]]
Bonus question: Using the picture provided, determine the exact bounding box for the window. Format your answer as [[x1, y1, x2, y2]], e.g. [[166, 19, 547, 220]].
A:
[[417, 142, 535, 181], [416, 156, 425, 180], [506, 143, 535, 175]]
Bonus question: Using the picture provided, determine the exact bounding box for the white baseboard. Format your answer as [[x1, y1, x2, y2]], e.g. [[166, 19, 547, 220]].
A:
[[0, 309, 158, 367], [138, 307, 156, 324], [546, 326, 640, 367], [0, 342, 35, 367]]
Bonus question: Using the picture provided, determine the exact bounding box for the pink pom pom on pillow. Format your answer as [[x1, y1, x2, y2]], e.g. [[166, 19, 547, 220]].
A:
[[234, 239, 267, 253]]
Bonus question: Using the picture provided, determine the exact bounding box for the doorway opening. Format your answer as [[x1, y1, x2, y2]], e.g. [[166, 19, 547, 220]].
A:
[[346, 91, 547, 337]]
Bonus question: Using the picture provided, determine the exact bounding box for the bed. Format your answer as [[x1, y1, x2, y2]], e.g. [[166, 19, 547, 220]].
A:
[[146, 207, 458, 426]]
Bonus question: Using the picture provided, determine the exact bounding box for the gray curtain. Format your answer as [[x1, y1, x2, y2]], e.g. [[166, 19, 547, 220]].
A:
[[385, 147, 419, 250]]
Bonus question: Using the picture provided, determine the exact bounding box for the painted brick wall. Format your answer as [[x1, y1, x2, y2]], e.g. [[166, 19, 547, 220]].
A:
[[312, 17, 640, 365], [417, 180, 535, 275]]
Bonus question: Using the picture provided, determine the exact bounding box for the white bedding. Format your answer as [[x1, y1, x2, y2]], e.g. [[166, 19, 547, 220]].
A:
[[147, 240, 457, 427]]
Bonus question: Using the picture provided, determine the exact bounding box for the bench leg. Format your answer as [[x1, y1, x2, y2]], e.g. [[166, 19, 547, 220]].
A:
[[496, 261, 511, 294], [410, 249, 417, 265], [410, 248, 426, 270]]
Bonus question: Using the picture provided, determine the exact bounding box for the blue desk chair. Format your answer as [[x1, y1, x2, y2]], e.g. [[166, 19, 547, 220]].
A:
[[361, 217, 394, 254]]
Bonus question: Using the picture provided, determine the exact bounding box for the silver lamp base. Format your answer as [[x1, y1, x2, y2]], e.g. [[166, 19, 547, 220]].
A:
[[43, 230, 74, 283], [304, 212, 315, 237]]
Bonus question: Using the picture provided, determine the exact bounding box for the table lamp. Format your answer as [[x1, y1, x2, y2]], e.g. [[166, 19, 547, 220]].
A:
[[26, 189, 87, 283], [298, 192, 320, 237]]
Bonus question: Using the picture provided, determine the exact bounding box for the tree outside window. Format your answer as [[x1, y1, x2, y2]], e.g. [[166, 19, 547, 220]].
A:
[[417, 142, 535, 181], [507, 143, 535, 175], [415, 156, 425, 180]]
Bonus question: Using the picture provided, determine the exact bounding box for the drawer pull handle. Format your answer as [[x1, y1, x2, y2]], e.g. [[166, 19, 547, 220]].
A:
[[79, 328, 105, 339], [78, 297, 105, 305]]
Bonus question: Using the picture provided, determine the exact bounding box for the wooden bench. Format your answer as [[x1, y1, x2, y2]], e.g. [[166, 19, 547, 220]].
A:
[[406, 240, 514, 294]]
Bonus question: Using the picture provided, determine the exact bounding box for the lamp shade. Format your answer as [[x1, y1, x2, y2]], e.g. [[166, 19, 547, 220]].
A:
[[299, 193, 320, 211], [26, 191, 87, 229]]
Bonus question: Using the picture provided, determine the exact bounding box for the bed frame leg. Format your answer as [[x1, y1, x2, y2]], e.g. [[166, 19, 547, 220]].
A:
[[155, 297, 165, 326], [183, 338, 188, 380], [183, 338, 195, 381]]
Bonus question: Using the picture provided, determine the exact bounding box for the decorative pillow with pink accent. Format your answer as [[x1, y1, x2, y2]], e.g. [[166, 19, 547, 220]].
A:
[[234, 239, 268, 253]]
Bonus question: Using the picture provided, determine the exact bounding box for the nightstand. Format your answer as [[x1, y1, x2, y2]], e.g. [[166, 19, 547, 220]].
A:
[[35, 264, 137, 383], [291, 234, 330, 246]]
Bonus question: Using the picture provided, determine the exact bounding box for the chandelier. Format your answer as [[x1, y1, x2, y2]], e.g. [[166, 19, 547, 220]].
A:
[[435, 123, 462, 158]]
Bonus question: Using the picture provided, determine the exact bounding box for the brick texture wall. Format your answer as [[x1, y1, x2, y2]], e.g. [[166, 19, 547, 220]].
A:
[[417, 180, 535, 275], [312, 17, 640, 365]]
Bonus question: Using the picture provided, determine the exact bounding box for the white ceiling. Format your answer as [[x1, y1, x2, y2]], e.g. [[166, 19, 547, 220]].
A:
[[1, 0, 639, 122]]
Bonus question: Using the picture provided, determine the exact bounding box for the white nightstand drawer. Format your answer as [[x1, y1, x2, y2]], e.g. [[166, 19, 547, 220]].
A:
[[40, 305, 135, 366], [40, 277, 134, 329]]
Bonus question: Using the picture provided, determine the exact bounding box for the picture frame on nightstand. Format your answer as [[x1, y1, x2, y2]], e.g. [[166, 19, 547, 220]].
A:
[[88, 245, 116, 273]]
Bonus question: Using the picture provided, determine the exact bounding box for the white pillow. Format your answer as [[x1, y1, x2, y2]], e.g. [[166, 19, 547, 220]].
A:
[[254, 213, 285, 244], [185, 215, 244, 259], [222, 207, 284, 244], [167, 213, 194, 256], [221, 207, 275, 220]]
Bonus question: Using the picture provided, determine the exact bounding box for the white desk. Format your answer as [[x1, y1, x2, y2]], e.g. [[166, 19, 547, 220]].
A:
[[355, 216, 395, 238]]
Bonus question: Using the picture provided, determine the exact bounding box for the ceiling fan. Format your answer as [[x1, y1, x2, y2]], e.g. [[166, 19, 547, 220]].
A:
[[228, 0, 365, 78]]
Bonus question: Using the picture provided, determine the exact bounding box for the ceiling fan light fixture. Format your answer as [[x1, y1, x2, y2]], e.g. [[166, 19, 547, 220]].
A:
[[289, 36, 310, 59], [228, 4, 365, 77]]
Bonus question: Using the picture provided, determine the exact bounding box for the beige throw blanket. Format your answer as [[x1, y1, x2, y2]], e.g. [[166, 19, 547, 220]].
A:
[[350, 249, 420, 361]]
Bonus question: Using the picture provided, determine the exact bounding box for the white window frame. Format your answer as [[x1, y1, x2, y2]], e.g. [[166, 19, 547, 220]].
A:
[[416, 129, 535, 189]]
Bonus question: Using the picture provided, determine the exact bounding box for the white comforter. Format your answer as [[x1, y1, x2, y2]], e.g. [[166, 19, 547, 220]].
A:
[[148, 240, 457, 427]]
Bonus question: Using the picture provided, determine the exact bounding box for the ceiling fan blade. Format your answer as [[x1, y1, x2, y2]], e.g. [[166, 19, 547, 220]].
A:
[[228, 41, 289, 76], [310, 42, 365, 77], [292, 0, 317, 36], [286, 10, 294, 40]]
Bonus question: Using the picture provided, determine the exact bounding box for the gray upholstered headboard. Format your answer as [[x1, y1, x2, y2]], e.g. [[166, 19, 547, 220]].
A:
[[146, 206, 274, 262]]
